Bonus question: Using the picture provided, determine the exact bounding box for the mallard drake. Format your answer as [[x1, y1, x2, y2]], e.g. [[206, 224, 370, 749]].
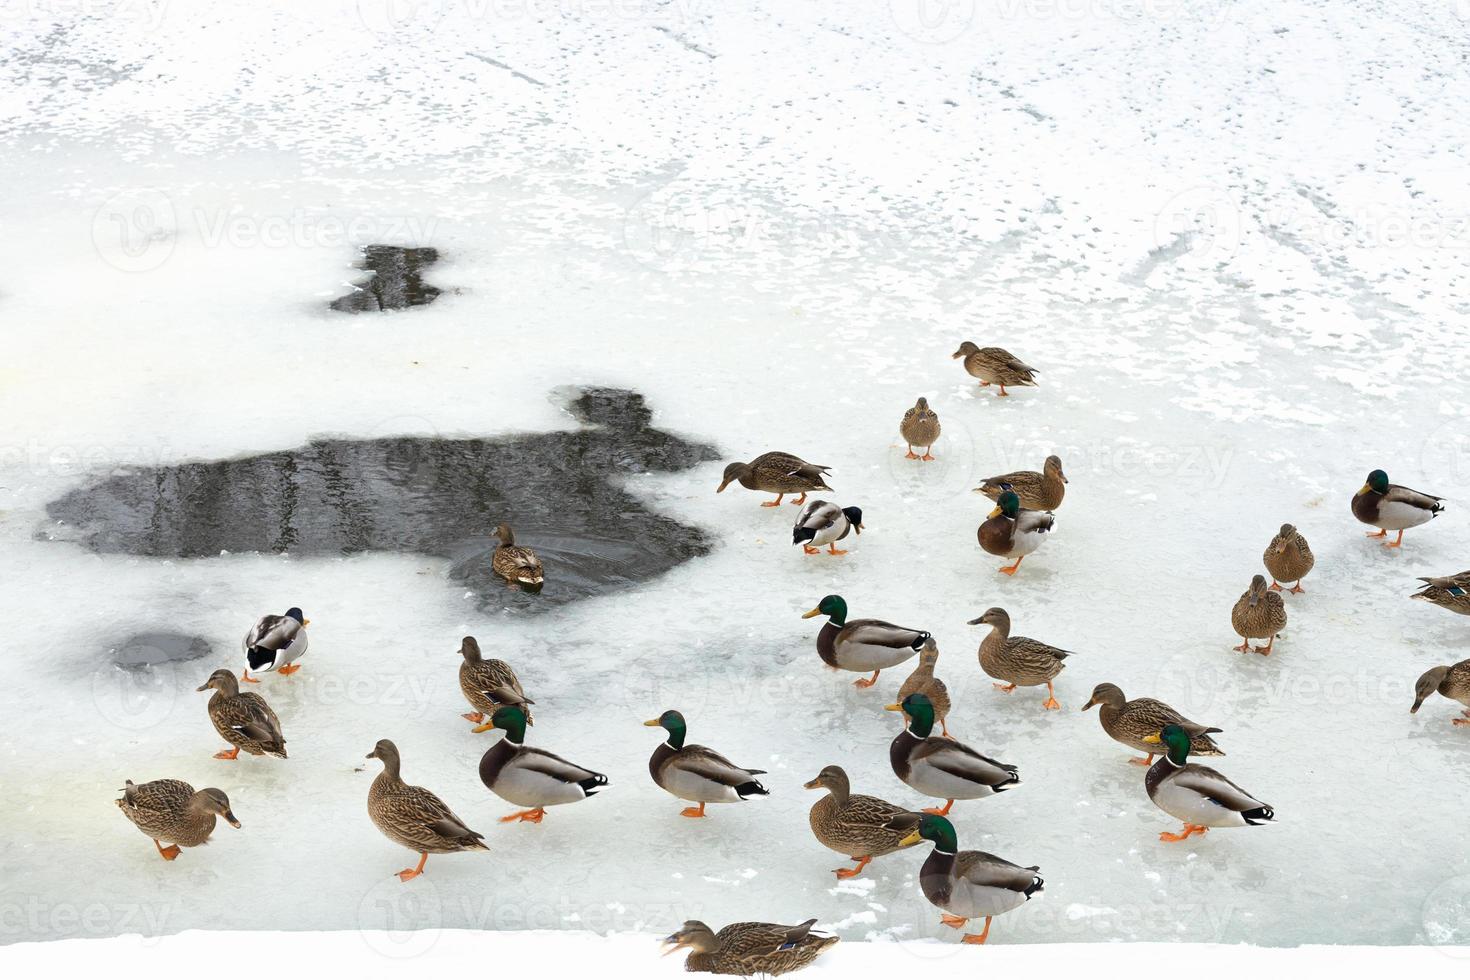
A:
[[898, 814, 1042, 945], [366, 738, 488, 881], [885, 693, 1019, 816], [644, 710, 768, 818], [1352, 469, 1444, 547], [1231, 574, 1286, 654], [792, 500, 863, 556], [803, 764, 919, 879], [476, 704, 607, 823], [896, 638, 951, 736], [970, 607, 1070, 709], [491, 523, 544, 588], [977, 491, 1053, 575], [116, 778, 239, 861], [241, 606, 308, 682], [899, 397, 941, 460], [1141, 724, 1274, 842], [196, 668, 287, 760], [975, 455, 1066, 511], [662, 919, 838, 976], [1411, 659, 1470, 726], [458, 635, 534, 726], [1263, 523, 1314, 593], [801, 594, 929, 688], [717, 451, 832, 507], [1081, 683, 1223, 765], [1412, 572, 1470, 616], [952, 342, 1038, 396]]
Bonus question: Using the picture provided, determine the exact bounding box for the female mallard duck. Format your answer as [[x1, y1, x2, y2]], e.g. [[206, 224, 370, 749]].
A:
[[196, 668, 287, 760], [366, 738, 488, 881], [1231, 574, 1286, 654], [952, 342, 1039, 396], [458, 635, 534, 726], [899, 397, 941, 460], [885, 693, 1019, 816], [895, 638, 951, 736], [801, 594, 929, 688], [975, 455, 1067, 511], [978, 491, 1054, 575], [662, 919, 838, 976], [970, 607, 1070, 709], [898, 814, 1042, 945], [1412, 572, 1470, 616], [644, 710, 768, 818], [491, 523, 544, 588], [1141, 724, 1274, 842], [791, 500, 863, 556], [1081, 683, 1223, 765], [476, 704, 608, 823], [1410, 659, 1470, 726], [1263, 523, 1314, 593], [116, 779, 239, 861], [241, 606, 308, 682], [804, 764, 919, 879], [1352, 468, 1444, 547], [717, 451, 832, 507]]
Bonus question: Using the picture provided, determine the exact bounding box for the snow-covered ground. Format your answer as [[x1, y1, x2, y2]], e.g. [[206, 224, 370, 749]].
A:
[[3, 0, 1470, 952]]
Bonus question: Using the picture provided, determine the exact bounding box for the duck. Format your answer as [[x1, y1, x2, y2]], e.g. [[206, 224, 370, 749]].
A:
[[365, 738, 488, 881], [952, 342, 1039, 396], [644, 709, 768, 818], [241, 606, 308, 682], [491, 523, 544, 588], [895, 638, 952, 736], [1410, 659, 1470, 726], [899, 397, 941, 460], [885, 693, 1019, 816], [717, 451, 832, 507], [975, 455, 1067, 511], [1081, 683, 1223, 765], [1141, 724, 1274, 843], [801, 594, 929, 688], [792, 500, 863, 556], [1412, 571, 1470, 616], [970, 607, 1070, 709], [661, 919, 838, 976], [898, 814, 1042, 945], [196, 668, 287, 760], [977, 491, 1054, 575], [1231, 574, 1286, 654], [1263, 523, 1314, 593], [458, 635, 534, 726], [476, 704, 608, 823], [803, 764, 919, 879], [116, 779, 240, 862], [1351, 468, 1444, 547]]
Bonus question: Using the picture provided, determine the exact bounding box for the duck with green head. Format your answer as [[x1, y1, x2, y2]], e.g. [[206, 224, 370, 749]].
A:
[[898, 813, 1043, 945], [644, 709, 769, 818], [475, 705, 608, 823], [977, 491, 1054, 576], [1351, 468, 1444, 547], [1140, 724, 1274, 843], [801, 594, 929, 689], [885, 693, 1019, 816]]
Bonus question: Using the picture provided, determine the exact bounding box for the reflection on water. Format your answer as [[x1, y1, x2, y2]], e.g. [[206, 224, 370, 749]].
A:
[[45, 388, 719, 610], [329, 244, 442, 312]]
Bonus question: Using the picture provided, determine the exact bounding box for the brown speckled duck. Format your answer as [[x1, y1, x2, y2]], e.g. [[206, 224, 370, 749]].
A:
[[662, 919, 838, 976], [491, 523, 544, 588], [366, 738, 488, 882], [970, 607, 1070, 709], [1081, 683, 1223, 765], [1351, 469, 1444, 547], [1263, 523, 1314, 593], [196, 668, 287, 760], [899, 397, 941, 460], [116, 779, 239, 861], [804, 765, 919, 879], [1231, 575, 1286, 654], [717, 451, 833, 507], [1411, 660, 1470, 726], [952, 342, 1038, 396], [896, 638, 952, 736], [458, 635, 534, 727], [975, 455, 1067, 511], [1412, 572, 1470, 617]]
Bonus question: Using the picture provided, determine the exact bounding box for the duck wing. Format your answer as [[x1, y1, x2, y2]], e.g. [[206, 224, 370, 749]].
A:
[[1386, 483, 1445, 511], [955, 850, 1044, 895], [667, 744, 767, 786], [1171, 764, 1272, 817]]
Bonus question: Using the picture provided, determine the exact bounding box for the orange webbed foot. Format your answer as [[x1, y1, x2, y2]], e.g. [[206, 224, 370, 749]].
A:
[[905, 450, 919, 460], [240, 673, 260, 684], [1042, 697, 1061, 710], [921, 453, 935, 461], [853, 672, 879, 689], [155, 841, 181, 861], [396, 868, 423, 882], [1233, 641, 1250, 653], [940, 914, 968, 929], [679, 804, 708, 818], [802, 545, 821, 555], [462, 712, 485, 723], [500, 808, 546, 824], [992, 682, 1016, 693], [1268, 581, 1283, 591], [922, 800, 955, 816], [1452, 718, 1469, 727], [213, 747, 240, 760], [1289, 583, 1306, 594], [1129, 754, 1153, 766], [1365, 529, 1388, 538], [827, 546, 848, 556]]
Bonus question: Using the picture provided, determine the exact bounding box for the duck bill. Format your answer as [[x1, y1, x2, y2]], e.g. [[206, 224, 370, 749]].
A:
[[471, 722, 496, 734], [1355, 483, 1372, 496], [802, 778, 821, 790], [716, 478, 732, 493], [661, 938, 690, 957], [642, 719, 662, 727], [882, 703, 902, 712], [801, 608, 822, 619], [950, 350, 964, 359], [898, 828, 922, 847], [1080, 697, 1097, 711], [987, 507, 1002, 518], [225, 812, 242, 829], [194, 683, 210, 692]]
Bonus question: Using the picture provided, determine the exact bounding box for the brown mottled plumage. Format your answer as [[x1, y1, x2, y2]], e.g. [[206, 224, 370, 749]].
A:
[[196, 669, 287, 760], [717, 451, 832, 506], [970, 607, 1069, 709], [1231, 574, 1286, 654], [662, 919, 838, 976], [952, 341, 1038, 396], [803, 765, 919, 879], [1412, 571, 1470, 617], [975, 455, 1067, 511], [1411, 660, 1470, 726], [896, 638, 952, 736], [1081, 683, 1223, 764], [366, 739, 488, 882], [899, 397, 941, 460], [458, 635, 534, 726], [491, 523, 544, 587], [1263, 523, 1314, 593], [116, 778, 240, 861]]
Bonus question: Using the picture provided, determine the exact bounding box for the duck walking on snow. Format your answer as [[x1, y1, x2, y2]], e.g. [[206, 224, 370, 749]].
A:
[[366, 739, 487, 882], [899, 397, 941, 460], [978, 491, 1054, 576], [1141, 724, 1274, 843], [792, 500, 863, 556], [717, 451, 832, 507], [1263, 523, 1314, 593], [899, 814, 1043, 945], [1351, 468, 1444, 547], [952, 342, 1039, 397], [241, 606, 308, 682], [802, 594, 929, 689], [1411, 659, 1470, 727], [1231, 575, 1286, 655], [197, 668, 287, 760], [644, 710, 768, 818]]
